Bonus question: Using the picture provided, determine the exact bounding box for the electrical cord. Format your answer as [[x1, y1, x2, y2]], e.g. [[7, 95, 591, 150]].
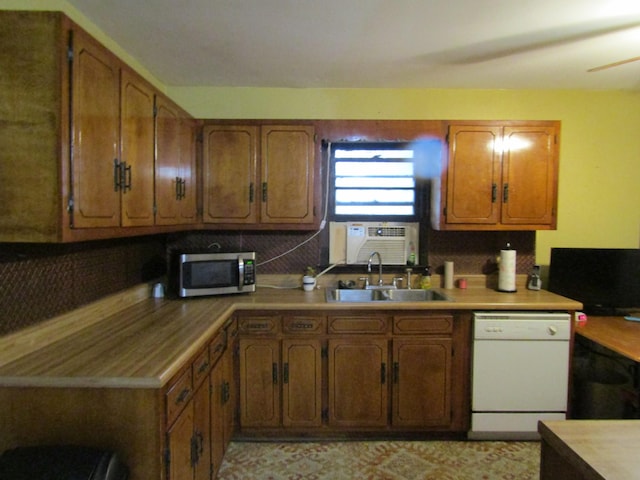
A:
[[257, 139, 333, 269]]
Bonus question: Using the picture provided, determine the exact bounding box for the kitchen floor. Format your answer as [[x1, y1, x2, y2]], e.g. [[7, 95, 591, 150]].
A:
[[216, 440, 540, 479]]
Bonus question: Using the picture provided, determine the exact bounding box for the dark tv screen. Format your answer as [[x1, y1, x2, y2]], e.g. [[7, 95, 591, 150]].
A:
[[548, 248, 640, 315]]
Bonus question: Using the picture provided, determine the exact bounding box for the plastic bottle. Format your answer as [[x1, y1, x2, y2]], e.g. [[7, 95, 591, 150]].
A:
[[420, 265, 432, 289], [407, 241, 416, 266]]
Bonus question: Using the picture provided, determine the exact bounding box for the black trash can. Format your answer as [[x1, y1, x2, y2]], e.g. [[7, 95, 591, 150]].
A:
[[0, 445, 128, 480]]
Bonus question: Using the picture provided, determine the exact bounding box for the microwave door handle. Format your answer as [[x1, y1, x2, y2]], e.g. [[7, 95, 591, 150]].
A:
[[238, 257, 245, 290]]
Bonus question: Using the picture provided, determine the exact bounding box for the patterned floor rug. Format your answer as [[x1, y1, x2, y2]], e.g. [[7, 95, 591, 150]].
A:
[[216, 440, 540, 480]]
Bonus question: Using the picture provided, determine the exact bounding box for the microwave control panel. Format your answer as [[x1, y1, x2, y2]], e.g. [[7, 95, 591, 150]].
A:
[[243, 259, 256, 285]]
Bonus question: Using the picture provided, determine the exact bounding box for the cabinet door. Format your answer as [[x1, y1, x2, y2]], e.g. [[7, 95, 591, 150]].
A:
[[155, 95, 181, 225], [71, 29, 121, 228], [328, 338, 388, 427], [392, 338, 452, 427], [192, 380, 211, 480], [210, 356, 224, 477], [167, 381, 210, 480], [282, 338, 323, 427], [260, 125, 315, 224], [238, 338, 280, 427], [120, 69, 155, 227], [445, 125, 501, 225], [202, 125, 258, 224], [178, 116, 198, 223], [210, 341, 237, 478], [166, 399, 194, 480], [501, 125, 557, 227]]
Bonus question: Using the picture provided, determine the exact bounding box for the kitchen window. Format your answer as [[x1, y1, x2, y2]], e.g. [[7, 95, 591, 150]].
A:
[[329, 140, 442, 220]]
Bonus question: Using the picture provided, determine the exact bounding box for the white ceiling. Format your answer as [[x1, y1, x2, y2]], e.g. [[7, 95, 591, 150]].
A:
[[67, 0, 640, 90]]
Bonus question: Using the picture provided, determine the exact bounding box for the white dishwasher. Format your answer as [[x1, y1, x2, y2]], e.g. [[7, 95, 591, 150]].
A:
[[469, 311, 571, 440]]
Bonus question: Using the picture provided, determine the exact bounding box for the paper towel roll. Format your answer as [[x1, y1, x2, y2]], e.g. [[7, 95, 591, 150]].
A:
[[444, 261, 454, 289], [498, 249, 517, 292]]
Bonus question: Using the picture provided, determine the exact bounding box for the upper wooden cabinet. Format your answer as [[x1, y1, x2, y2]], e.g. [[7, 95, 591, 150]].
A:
[[155, 95, 198, 225], [432, 121, 560, 231], [0, 11, 197, 242], [71, 31, 157, 229], [202, 124, 318, 229]]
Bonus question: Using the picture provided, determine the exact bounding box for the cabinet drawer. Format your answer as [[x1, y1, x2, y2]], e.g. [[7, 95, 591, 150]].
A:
[[283, 315, 325, 334], [226, 317, 239, 341], [328, 315, 389, 334], [393, 314, 453, 335], [166, 367, 193, 425], [209, 329, 226, 366], [192, 346, 211, 388], [239, 316, 280, 335]]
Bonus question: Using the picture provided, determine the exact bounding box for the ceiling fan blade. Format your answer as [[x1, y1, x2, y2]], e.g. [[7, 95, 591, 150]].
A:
[[435, 18, 640, 66], [588, 56, 640, 72]]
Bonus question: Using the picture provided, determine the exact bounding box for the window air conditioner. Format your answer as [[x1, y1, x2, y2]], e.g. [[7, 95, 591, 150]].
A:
[[336, 222, 418, 265]]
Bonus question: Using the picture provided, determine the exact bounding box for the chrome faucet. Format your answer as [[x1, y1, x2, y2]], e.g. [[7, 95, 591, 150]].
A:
[[367, 251, 383, 287]]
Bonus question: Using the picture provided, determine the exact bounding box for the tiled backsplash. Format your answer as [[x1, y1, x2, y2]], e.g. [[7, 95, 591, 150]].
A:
[[0, 229, 534, 335], [0, 237, 166, 336]]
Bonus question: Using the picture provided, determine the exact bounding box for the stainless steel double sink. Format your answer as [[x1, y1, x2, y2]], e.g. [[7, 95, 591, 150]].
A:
[[325, 287, 451, 303]]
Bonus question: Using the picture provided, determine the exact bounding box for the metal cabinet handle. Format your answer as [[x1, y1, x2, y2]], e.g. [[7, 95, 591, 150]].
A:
[[175, 176, 181, 200], [121, 162, 132, 192], [381, 363, 386, 384], [393, 362, 399, 384], [176, 177, 186, 200], [197, 360, 209, 374], [503, 183, 509, 203], [283, 363, 289, 384], [113, 159, 121, 191], [272, 362, 278, 384], [175, 387, 191, 404], [491, 183, 497, 203]]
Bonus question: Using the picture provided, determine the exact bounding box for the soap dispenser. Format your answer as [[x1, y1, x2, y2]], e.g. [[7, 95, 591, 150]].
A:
[[419, 265, 432, 289]]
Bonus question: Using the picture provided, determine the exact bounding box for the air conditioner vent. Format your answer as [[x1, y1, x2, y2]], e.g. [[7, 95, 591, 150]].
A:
[[367, 226, 406, 237]]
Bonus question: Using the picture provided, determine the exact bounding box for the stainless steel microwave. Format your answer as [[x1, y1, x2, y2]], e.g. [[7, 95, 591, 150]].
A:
[[171, 251, 256, 298]]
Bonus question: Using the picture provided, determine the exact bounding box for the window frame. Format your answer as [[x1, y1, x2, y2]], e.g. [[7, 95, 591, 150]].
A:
[[328, 141, 427, 223]]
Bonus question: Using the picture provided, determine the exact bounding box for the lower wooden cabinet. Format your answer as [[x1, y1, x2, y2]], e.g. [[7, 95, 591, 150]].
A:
[[166, 379, 211, 480], [237, 310, 470, 435], [328, 338, 389, 428], [239, 338, 281, 427], [238, 317, 323, 429], [392, 338, 452, 427], [165, 318, 237, 480], [282, 338, 323, 427], [210, 333, 236, 477]]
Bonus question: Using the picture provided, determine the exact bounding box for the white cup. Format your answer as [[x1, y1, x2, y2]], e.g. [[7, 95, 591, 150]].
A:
[[152, 283, 165, 298]]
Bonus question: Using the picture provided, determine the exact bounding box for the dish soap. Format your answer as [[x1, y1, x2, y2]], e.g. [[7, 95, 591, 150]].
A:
[[420, 265, 432, 289], [407, 241, 417, 266]]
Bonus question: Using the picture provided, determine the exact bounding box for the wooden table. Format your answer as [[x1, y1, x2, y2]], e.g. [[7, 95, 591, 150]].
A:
[[575, 315, 640, 387], [575, 316, 640, 363], [539, 419, 640, 479]]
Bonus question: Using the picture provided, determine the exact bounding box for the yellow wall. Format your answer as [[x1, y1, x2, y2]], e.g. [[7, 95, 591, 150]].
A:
[[5, 0, 640, 265]]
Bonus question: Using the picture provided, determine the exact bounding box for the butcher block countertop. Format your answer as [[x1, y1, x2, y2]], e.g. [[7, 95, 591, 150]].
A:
[[539, 420, 640, 479], [0, 279, 581, 390]]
